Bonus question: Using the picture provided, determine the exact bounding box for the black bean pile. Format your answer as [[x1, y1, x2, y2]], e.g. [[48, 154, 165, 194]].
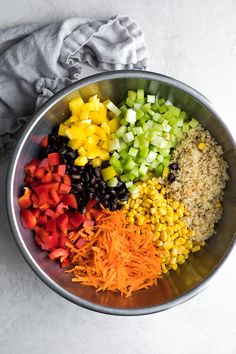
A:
[[39, 131, 129, 213], [168, 162, 179, 183]]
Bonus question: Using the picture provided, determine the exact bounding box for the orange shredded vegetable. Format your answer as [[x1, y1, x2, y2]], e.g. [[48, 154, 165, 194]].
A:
[[67, 209, 162, 297]]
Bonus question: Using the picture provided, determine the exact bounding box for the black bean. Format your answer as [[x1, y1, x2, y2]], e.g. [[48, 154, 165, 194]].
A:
[[169, 162, 179, 171], [94, 168, 101, 177], [168, 172, 176, 183], [101, 160, 109, 168]]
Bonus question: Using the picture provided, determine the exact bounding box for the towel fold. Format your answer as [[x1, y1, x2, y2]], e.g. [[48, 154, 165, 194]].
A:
[[0, 15, 148, 160]]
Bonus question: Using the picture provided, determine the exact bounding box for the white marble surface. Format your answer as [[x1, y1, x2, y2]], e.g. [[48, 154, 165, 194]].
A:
[[0, 1, 236, 353]]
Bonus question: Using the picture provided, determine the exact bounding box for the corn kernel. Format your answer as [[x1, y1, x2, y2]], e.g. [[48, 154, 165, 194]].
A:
[[192, 245, 201, 253], [197, 142, 206, 151]]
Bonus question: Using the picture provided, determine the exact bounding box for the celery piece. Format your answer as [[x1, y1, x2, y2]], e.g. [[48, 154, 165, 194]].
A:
[[129, 147, 138, 158], [176, 119, 184, 127], [156, 154, 164, 163], [124, 158, 136, 171], [115, 125, 127, 137], [189, 118, 199, 128], [109, 138, 120, 152], [126, 181, 133, 189], [133, 137, 140, 148], [108, 177, 119, 187], [125, 109, 136, 125], [139, 163, 148, 176], [129, 185, 139, 195], [162, 156, 171, 167], [151, 103, 160, 112], [120, 174, 130, 183], [125, 172, 135, 181], [183, 122, 190, 133], [139, 146, 149, 158], [159, 105, 168, 114], [163, 124, 172, 133], [147, 95, 156, 103], [158, 98, 165, 105], [126, 97, 134, 108], [137, 89, 145, 101], [146, 151, 157, 162], [151, 160, 159, 169], [158, 148, 170, 156], [120, 118, 128, 126], [180, 111, 187, 120], [123, 131, 135, 143], [150, 145, 158, 153], [112, 151, 120, 159], [133, 103, 142, 111], [119, 104, 128, 113], [136, 109, 145, 120], [142, 103, 151, 113], [119, 149, 128, 159], [128, 90, 137, 101], [135, 127, 143, 135], [106, 100, 121, 116], [153, 112, 161, 122], [156, 164, 164, 176], [109, 157, 123, 174], [162, 119, 168, 129], [135, 156, 145, 165], [165, 99, 173, 106], [148, 109, 156, 117]]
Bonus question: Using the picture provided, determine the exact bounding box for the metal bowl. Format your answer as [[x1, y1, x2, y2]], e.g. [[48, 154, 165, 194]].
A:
[[7, 70, 236, 315]]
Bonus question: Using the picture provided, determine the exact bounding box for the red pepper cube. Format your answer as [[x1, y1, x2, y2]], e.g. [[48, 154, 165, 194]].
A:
[[46, 219, 57, 233], [40, 135, 48, 147], [49, 188, 61, 204], [56, 165, 66, 176], [48, 153, 61, 166], [59, 183, 71, 195], [38, 158, 49, 169], [76, 238, 86, 249], [61, 194, 78, 209], [31, 208, 41, 219], [31, 194, 39, 208], [42, 170, 53, 183], [24, 176, 34, 185], [18, 187, 32, 209], [41, 234, 59, 251], [35, 167, 46, 180], [45, 208, 55, 218], [20, 209, 37, 229], [48, 248, 69, 262], [57, 214, 69, 234], [61, 258, 71, 268], [86, 199, 97, 211], [58, 234, 69, 248], [70, 211, 85, 228], [25, 158, 40, 177], [38, 202, 50, 211], [38, 214, 48, 225], [63, 174, 71, 186]]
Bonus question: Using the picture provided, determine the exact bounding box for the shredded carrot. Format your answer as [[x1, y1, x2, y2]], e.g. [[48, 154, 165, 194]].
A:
[[68, 209, 162, 297]]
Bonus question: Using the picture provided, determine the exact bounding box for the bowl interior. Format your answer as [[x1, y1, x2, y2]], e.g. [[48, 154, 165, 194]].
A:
[[8, 73, 236, 314]]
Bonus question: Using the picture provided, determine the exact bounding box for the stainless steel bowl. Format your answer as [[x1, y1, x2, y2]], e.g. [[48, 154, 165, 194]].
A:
[[7, 70, 236, 315]]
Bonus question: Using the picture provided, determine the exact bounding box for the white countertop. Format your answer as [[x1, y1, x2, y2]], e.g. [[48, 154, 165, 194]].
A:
[[0, 1, 236, 353]]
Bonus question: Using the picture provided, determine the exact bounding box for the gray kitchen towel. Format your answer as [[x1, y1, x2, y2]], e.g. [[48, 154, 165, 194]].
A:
[[0, 15, 148, 160]]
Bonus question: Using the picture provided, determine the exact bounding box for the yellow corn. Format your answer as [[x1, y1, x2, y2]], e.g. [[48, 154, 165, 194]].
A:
[[197, 142, 206, 151]]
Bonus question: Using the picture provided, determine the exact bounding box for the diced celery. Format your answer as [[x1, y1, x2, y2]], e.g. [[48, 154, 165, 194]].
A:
[[158, 98, 165, 105], [168, 105, 180, 117], [129, 147, 138, 157], [142, 103, 151, 113], [119, 149, 128, 159], [135, 127, 143, 135], [126, 181, 133, 188], [136, 109, 145, 120], [189, 118, 199, 127], [159, 105, 168, 113], [135, 156, 145, 164], [150, 145, 158, 153], [139, 146, 149, 158], [128, 90, 137, 101], [120, 174, 130, 183], [129, 185, 139, 194], [137, 89, 145, 100], [153, 112, 161, 122], [124, 109, 136, 125], [183, 122, 190, 133], [146, 151, 157, 162], [180, 111, 187, 120], [139, 163, 148, 176], [116, 125, 127, 137], [147, 95, 156, 103], [163, 124, 172, 133], [108, 177, 119, 187], [120, 118, 128, 126], [176, 119, 184, 127], [126, 97, 134, 108], [156, 154, 164, 163], [109, 138, 120, 152], [156, 164, 164, 176], [162, 156, 171, 167], [148, 109, 156, 117], [119, 104, 128, 113], [151, 160, 159, 169], [106, 100, 121, 116], [123, 131, 135, 143], [133, 103, 142, 111], [112, 151, 120, 159], [124, 158, 136, 171], [109, 157, 123, 174], [151, 103, 160, 112]]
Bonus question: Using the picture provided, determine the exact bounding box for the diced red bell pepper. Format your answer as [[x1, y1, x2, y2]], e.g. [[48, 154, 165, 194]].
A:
[[76, 238, 86, 249], [31, 208, 41, 219], [86, 199, 97, 211], [18, 187, 32, 209], [38, 214, 48, 225], [48, 248, 69, 262], [61, 258, 71, 268], [35, 167, 46, 180], [36, 227, 49, 243], [49, 188, 61, 204], [41, 170, 53, 183], [24, 176, 34, 185], [20, 209, 37, 229], [31, 194, 39, 208], [40, 136, 48, 147], [45, 208, 55, 218], [25, 158, 40, 177], [83, 218, 94, 227], [46, 219, 57, 233], [33, 182, 59, 195], [52, 174, 62, 183], [38, 191, 49, 204], [63, 174, 71, 186], [38, 158, 49, 169], [58, 234, 69, 248], [41, 234, 59, 251], [56, 165, 66, 176], [59, 183, 71, 195], [55, 202, 68, 216], [70, 211, 85, 228], [38, 202, 50, 211], [57, 214, 69, 234], [61, 194, 78, 209], [48, 152, 61, 166]]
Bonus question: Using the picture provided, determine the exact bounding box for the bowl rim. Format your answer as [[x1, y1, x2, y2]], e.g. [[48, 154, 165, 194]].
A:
[[6, 70, 236, 316]]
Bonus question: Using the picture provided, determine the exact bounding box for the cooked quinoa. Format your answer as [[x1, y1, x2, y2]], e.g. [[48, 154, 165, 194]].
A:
[[167, 125, 229, 242]]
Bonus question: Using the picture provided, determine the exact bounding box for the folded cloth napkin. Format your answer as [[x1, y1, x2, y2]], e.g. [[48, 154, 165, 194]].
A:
[[0, 15, 148, 160]]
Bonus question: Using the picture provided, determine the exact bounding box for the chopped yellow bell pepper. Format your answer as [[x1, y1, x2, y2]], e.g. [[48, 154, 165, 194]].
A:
[[69, 97, 84, 115], [74, 156, 88, 166], [101, 166, 117, 181]]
